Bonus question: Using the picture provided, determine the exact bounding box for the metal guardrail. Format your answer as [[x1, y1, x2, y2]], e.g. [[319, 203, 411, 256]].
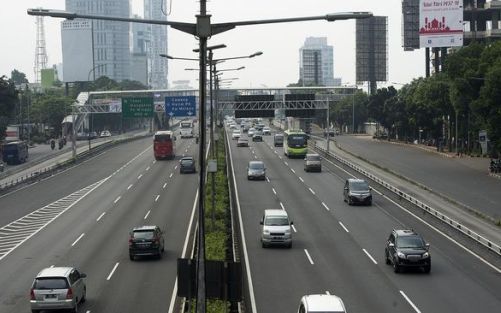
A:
[[313, 141, 501, 257]]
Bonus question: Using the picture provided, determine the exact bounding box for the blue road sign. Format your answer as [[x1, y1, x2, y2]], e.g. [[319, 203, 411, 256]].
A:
[[165, 96, 196, 117]]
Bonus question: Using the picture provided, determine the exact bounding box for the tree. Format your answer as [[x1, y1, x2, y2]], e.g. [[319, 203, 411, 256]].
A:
[[10, 69, 29, 85], [31, 94, 73, 136], [0, 76, 19, 140]]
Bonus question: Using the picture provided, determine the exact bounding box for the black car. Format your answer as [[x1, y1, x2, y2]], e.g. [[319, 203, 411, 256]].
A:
[[180, 156, 196, 173], [385, 229, 431, 273], [343, 178, 372, 205], [129, 225, 165, 260], [252, 132, 263, 142]]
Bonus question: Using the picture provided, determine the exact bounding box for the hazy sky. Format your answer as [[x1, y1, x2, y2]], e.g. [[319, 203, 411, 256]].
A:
[[0, 0, 425, 89]]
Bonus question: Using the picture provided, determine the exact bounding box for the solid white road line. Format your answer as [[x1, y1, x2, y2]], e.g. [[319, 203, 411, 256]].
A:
[[155, 195, 160, 202], [168, 190, 199, 313], [304, 249, 315, 265], [163, 183, 167, 189], [227, 134, 258, 313], [322, 202, 330, 211], [339, 221, 349, 233], [291, 225, 297, 233], [71, 233, 85, 247], [127, 184, 133, 190], [272, 188, 277, 195], [363, 248, 378, 265], [400, 291, 421, 313], [309, 188, 316, 195], [137, 174, 143, 180], [280, 202, 285, 210], [299, 177, 304, 183], [144, 210, 150, 219], [96, 212, 106, 222], [106, 262, 119, 281], [113, 196, 121, 204]]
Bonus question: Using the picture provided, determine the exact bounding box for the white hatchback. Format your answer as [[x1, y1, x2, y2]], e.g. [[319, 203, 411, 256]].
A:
[[298, 294, 347, 313]]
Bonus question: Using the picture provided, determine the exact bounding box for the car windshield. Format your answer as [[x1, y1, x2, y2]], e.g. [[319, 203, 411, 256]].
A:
[[350, 181, 369, 192], [307, 155, 321, 161], [249, 163, 264, 170], [288, 136, 306, 145], [33, 278, 69, 289], [397, 236, 425, 248], [264, 216, 289, 226], [133, 231, 155, 240]]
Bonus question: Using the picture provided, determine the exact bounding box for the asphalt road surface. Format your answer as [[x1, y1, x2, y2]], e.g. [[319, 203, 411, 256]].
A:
[[228, 128, 501, 313]]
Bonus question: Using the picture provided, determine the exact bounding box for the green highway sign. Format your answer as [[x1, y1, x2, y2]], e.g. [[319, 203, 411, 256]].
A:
[[122, 97, 154, 118]]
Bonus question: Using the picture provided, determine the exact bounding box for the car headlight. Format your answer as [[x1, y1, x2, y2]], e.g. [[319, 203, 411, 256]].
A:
[[285, 229, 291, 235], [263, 230, 270, 235], [422, 252, 429, 258], [397, 251, 406, 259]]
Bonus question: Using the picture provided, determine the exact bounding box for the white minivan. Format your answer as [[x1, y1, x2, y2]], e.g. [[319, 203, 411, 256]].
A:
[[260, 209, 293, 248]]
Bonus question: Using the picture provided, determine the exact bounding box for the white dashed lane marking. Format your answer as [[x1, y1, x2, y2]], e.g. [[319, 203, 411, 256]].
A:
[[304, 249, 314, 265]]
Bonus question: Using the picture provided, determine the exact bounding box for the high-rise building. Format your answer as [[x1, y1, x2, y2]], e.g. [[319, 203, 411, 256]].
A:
[[131, 14, 149, 86], [65, 0, 131, 82], [144, 0, 168, 89], [299, 37, 335, 86]]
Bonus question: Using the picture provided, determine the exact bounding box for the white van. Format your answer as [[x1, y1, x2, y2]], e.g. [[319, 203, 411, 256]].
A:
[[260, 209, 293, 248]]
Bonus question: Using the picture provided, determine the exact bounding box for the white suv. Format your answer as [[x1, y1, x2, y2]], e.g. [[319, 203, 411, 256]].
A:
[[298, 294, 347, 313], [260, 209, 293, 248], [30, 267, 87, 313]]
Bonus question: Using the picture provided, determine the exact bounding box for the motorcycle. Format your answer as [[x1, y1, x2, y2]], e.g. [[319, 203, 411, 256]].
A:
[[489, 159, 501, 173], [50, 139, 56, 150], [58, 139, 64, 150]]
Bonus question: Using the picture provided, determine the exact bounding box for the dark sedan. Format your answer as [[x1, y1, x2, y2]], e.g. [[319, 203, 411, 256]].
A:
[[180, 156, 196, 174]]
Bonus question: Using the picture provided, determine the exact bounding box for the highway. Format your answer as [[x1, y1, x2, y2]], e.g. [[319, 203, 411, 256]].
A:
[[227, 127, 501, 313], [0, 135, 199, 313], [1, 124, 500, 313]]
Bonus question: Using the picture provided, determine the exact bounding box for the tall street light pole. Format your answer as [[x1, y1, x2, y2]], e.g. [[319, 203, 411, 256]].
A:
[[28, 7, 372, 313]]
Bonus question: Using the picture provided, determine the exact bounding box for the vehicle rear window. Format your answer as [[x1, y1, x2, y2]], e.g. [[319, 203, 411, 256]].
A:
[[154, 135, 171, 142], [133, 230, 155, 240], [3, 144, 19, 152], [249, 162, 264, 169], [33, 278, 69, 289], [181, 159, 194, 165]]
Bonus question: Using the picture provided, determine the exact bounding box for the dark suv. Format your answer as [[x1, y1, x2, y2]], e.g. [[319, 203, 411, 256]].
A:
[[385, 229, 431, 273], [343, 178, 372, 205], [129, 226, 165, 260]]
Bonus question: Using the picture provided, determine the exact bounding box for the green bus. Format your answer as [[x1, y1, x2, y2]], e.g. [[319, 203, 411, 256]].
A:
[[283, 129, 308, 158]]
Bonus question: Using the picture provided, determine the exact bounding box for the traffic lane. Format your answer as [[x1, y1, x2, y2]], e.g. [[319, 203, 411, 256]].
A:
[[278, 147, 501, 312], [230, 137, 408, 312], [0, 136, 192, 230], [0, 143, 193, 312], [0, 137, 153, 227], [83, 160, 198, 313], [246, 141, 412, 313], [335, 135, 501, 219]]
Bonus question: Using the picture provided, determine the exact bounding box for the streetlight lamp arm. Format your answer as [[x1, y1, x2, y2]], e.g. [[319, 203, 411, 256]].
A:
[[211, 12, 372, 34]]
